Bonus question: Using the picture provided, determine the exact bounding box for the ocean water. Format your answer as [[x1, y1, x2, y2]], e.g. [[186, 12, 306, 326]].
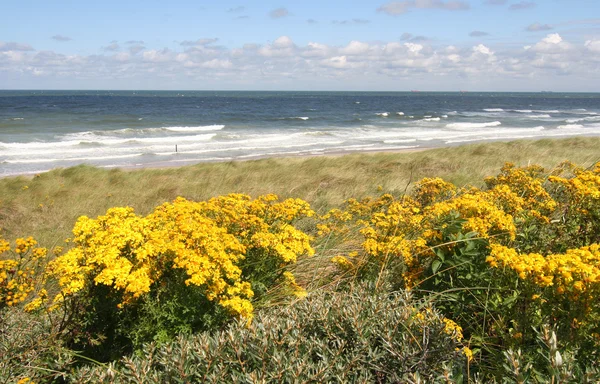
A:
[[1, 90, 600, 177]]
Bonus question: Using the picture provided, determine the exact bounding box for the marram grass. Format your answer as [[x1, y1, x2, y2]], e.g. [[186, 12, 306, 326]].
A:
[[2, 136, 600, 245]]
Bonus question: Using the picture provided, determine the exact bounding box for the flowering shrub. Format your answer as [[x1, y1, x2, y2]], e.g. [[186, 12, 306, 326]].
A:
[[322, 161, 600, 378], [38, 194, 314, 360]]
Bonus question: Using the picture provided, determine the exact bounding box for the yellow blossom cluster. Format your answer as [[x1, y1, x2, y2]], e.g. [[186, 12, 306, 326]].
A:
[[442, 317, 464, 342], [426, 192, 517, 240], [485, 162, 557, 215], [413, 177, 457, 206], [488, 243, 600, 297], [46, 194, 314, 321], [0, 235, 47, 309]]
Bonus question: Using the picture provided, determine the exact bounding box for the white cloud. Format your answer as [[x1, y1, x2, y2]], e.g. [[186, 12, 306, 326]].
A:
[[202, 59, 233, 69], [340, 41, 370, 55], [258, 36, 297, 57], [302, 42, 330, 57], [142, 49, 173, 62], [273, 36, 295, 49], [532, 33, 572, 53], [585, 39, 600, 53], [543, 34, 562, 44], [404, 42, 423, 54], [321, 56, 349, 69], [473, 44, 493, 55], [2, 34, 598, 91]]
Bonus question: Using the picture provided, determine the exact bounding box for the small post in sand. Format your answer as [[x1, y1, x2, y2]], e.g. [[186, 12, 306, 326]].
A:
[[175, 145, 178, 153]]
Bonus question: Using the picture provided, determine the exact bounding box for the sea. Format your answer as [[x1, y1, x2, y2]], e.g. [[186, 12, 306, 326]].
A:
[[1, 90, 600, 177]]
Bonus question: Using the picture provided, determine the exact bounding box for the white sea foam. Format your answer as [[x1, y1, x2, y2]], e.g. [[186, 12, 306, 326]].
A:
[[566, 116, 600, 123], [5, 153, 142, 164], [527, 114, 551, 118], [442, 115, 448, 118], [165, 125, 225, 132], [557, 124, 584, 129], [396, 112, 404, 116], [290, 117, 309, 120], [376, 112, 390, 117], [383, 139, 418, 144], [445, 121, 502, 129], [421, 117, 441, 122], [483, 108, 504, 112], [514, 110, 533, 113]]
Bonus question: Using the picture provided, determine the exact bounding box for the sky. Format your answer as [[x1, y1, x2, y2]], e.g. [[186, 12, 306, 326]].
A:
[[1, 0, 599, 91]]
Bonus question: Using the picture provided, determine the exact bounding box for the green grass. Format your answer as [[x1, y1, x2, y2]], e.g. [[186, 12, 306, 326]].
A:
[[2, 137, 600, 245]]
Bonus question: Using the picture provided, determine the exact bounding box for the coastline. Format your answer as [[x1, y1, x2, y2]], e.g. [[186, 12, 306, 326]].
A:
[[115, 145, 433, 172], [3, 134, 599, 179]]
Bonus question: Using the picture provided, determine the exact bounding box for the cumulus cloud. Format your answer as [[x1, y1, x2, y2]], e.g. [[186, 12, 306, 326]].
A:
[[52, 35, 72, 42], [258, 36, 296, 57], [484, 0, 507, 4], [2, 32, 599, 91], [269, 8, 289, 19], [340, 41, 371, 55], [0, 41, 35, 51], [585, 39, 600, 53], [469, 31, 489, 37], [473, 44, 493, 55], [509, 1, 535, 10], [405, 42, 424, 54], [378, 0, 470, 15], [201, 59, 233, 69], [125, 40, 145, 45], [526, 23, 553, 31]]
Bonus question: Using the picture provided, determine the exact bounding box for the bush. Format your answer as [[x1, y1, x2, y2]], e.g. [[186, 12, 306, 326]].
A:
[[70, 285, 469, 383], [322, 161, 600, 380], [41, 194, 314, 361]]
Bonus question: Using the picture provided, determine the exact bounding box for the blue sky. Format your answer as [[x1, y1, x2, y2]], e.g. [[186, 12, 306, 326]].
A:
[[1, 0, 599, 90]]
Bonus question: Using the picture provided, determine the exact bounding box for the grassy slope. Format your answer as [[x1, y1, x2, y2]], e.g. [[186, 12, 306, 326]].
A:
[[1, 137, 599, 246]]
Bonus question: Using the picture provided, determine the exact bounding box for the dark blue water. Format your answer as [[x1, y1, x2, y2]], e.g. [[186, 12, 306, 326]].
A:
[[1, 91, 600, 176]]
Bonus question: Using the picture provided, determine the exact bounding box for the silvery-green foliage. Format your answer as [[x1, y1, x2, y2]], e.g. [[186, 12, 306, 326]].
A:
[[71, 285, 466, 383]]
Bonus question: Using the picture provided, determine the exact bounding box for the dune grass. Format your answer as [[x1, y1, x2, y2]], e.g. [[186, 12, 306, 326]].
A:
[[1, 136, 600, 246]]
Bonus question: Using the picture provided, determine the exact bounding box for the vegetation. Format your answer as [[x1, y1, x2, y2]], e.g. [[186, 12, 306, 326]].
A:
[[2, 137, 600, 383]]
